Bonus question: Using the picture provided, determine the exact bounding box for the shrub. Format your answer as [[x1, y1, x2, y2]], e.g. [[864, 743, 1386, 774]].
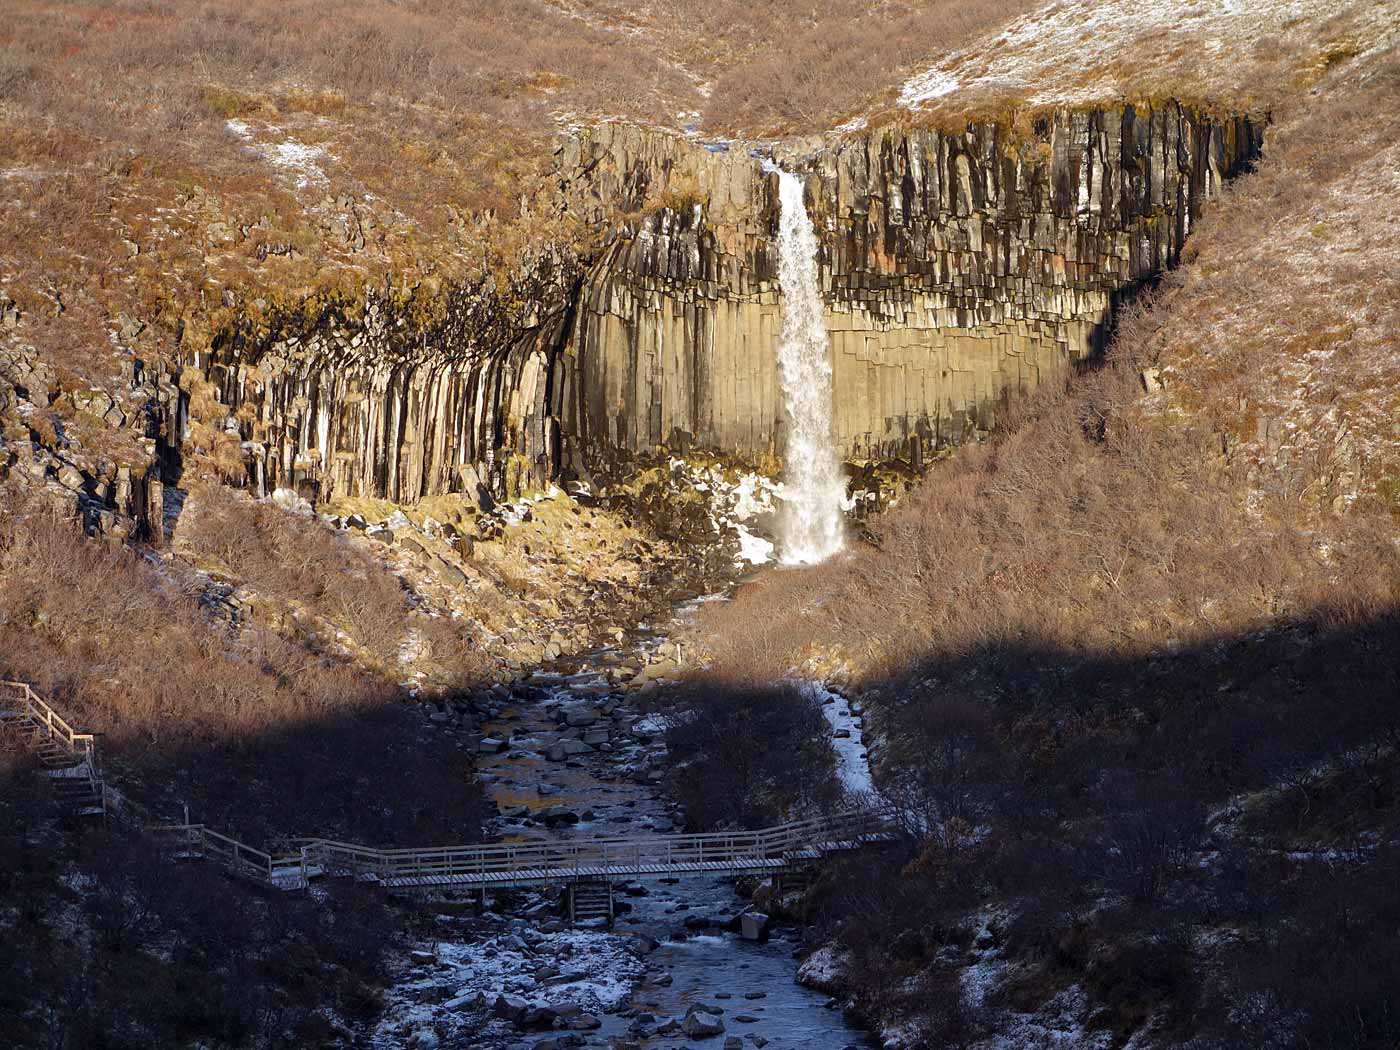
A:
[[660, 678, 840, 828], [0, 496, 484, 845]]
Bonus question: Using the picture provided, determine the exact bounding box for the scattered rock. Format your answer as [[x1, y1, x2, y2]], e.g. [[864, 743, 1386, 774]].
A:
[[682, 1007, 726, 1038]]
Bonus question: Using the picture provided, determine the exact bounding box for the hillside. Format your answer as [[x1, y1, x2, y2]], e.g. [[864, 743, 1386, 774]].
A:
[[2, 0, 1398, 1049], [679, 8, 1400, 1048]]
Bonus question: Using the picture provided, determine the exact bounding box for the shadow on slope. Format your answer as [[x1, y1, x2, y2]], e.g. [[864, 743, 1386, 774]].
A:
[[0, 496, 490, 848], [806, 607, 1400, 1049], [0, 738, 407, 1050]]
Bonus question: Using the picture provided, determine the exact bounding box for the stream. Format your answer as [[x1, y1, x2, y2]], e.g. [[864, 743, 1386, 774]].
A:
[[370, 593, 874, 1050]]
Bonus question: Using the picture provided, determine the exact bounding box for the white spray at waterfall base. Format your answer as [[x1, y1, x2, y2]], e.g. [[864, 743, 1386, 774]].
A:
[[773, 169, 847, 565]]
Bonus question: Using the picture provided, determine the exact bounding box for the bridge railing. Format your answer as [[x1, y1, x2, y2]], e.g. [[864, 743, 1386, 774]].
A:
[[4, 679, 894, 890], [153, 824, 280, 882], [293, 807, 894, 884]]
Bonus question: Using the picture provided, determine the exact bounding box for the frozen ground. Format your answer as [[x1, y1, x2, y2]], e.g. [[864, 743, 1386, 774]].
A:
[[896, 0, 1400, 114], [801, 681, 878, 800], [667, 458, 781, 567], [225, 119, 331, 189], [372, 918, 648, 1048]]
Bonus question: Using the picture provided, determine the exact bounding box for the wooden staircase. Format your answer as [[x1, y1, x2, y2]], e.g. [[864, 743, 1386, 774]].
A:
[[566, 880, 614, 924], [1, 682, 106, 820]]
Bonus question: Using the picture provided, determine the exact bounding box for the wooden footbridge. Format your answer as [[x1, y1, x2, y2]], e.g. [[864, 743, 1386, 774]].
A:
[[155, 808, 894, 893], [3, 681, 895, 910]]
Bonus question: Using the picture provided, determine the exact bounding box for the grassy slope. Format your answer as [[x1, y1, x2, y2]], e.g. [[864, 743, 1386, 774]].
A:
[[0, 0, 1031, 419]]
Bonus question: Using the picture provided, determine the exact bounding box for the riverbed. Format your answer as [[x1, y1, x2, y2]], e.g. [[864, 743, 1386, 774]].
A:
[[368, 595, 874, 1050]]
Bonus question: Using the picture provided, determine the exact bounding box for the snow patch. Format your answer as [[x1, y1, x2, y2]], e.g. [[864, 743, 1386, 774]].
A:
[[899, 68, 961, 107], [799, 680, 877, 799], [893, 0, 1400, 115], [664, 459, 783, 567], [796, 944, 852, 993], [226, 119, 331, 189]]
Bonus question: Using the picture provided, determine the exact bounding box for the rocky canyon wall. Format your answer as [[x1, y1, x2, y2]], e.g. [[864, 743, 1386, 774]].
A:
[[187, 103, 1261, 505], [563, 103, 1262, 470], [189, 255, 582, 505]]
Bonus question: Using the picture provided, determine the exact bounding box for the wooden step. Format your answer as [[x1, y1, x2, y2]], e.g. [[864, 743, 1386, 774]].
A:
[[50, 778, 96, 791]]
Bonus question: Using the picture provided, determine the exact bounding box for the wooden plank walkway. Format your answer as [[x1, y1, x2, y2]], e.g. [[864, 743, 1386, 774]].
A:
[[3, 680, 896, 893]]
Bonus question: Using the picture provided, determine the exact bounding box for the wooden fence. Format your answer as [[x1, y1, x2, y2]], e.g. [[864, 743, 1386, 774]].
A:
[[3, 680, 893, 892]]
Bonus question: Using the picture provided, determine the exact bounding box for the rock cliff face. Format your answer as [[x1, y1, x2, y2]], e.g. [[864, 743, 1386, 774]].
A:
[[185, 103, 1261, 505], [189, 254, 583, 506], [564, 104, 1261, 470]]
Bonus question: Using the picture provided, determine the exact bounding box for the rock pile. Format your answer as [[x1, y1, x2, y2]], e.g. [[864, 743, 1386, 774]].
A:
[[0, 344, 168, 540]]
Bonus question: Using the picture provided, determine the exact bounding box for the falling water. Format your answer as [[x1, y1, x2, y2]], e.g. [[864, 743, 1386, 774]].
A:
[[773, 169, 846, 565]]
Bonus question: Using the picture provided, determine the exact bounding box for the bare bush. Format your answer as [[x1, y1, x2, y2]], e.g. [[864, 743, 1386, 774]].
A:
[[660, 678, 840, 828], [0, 496, 484, 844]]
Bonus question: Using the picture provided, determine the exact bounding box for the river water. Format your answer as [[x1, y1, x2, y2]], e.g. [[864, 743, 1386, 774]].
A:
[[454, 595, 873, 1050]]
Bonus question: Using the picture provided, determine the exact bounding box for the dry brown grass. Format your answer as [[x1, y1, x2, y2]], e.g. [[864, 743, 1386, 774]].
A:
[[0, 492, 485, 843], [567, 0, 1037, 134], [0, 0, 1033, 141], [178, 483, 417, 661], [1143, 49, 1400, 511], [873, 0, 1400, 134], [178, 483, 490, 687]]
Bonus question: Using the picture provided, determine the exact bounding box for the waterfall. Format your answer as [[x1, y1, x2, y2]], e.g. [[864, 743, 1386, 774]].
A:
[[773, 169, 846, 565]]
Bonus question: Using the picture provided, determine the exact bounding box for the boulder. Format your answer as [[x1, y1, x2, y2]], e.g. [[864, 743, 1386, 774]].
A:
[[562, 705, 600, 727], [492, 994, 529, 1022], [520, 1005, 558, 1029], [546, 739, 594, 761], [739, 911, 770, 942], [271, 486, 313, 517], [796, 945, 850, 993], [682, 1007, 726, 1038], [443, 991, 485, 1012], [56, 464, 85, 491], [541, 806, 580, 827]]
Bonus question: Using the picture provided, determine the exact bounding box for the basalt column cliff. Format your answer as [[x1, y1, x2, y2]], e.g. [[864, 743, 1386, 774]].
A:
[[564, 103, 1261, 470], [193, 102, 1261, 504]]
